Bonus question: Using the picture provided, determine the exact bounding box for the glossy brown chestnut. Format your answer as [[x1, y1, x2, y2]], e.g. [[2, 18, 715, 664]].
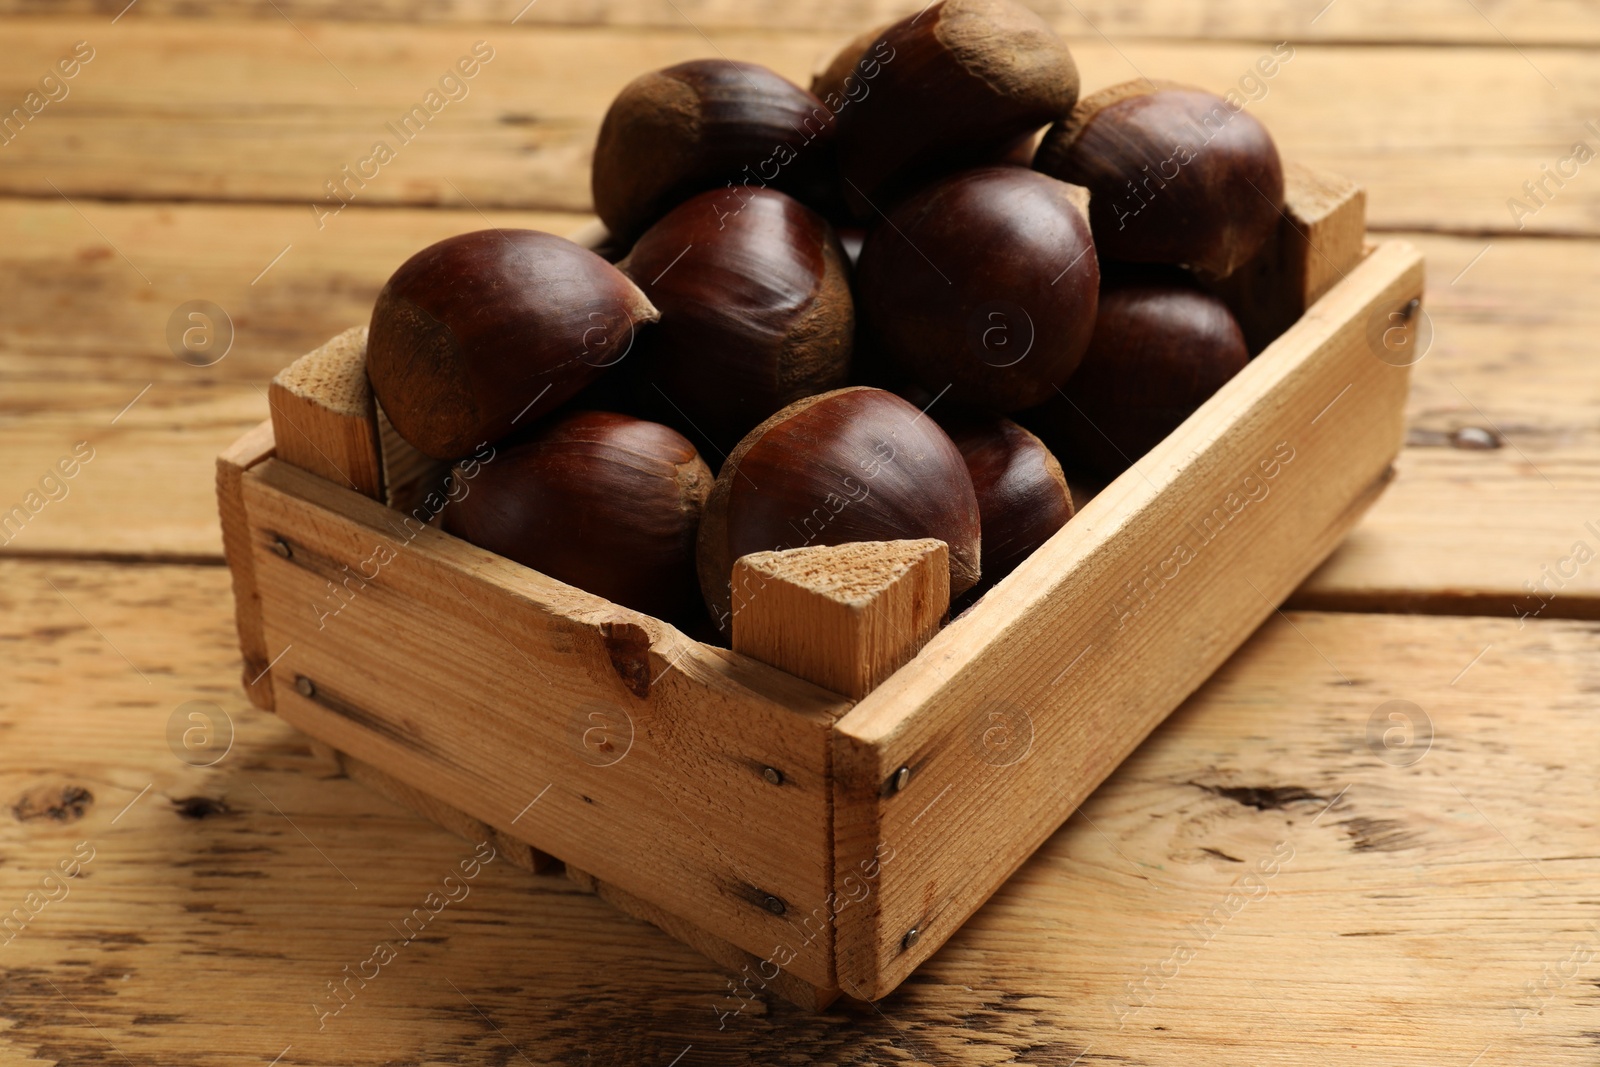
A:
[[1024, 266, 1250, 478], [367, 230, 658, 460], [834, 0, 1079, 212], [855, 166, 1100, 413], [696, 387, 981, 633], [617, 188, 854, 456], [444, 410, 712, 622], [945, 418, 1073, 590], [592, 60, 840, 241], [810, 23, 891, 109], [1034, 81, 1284, 281]]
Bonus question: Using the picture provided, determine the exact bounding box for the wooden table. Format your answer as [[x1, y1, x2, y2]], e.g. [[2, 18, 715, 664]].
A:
[[2, 4, 1597, 1064]]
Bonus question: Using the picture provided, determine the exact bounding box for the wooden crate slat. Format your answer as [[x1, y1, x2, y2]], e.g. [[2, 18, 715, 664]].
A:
[[240, 457, 850, 990], [830, 239, 1425, 997], [215, 418, 276, 709], [304, 738, 558, 873], [566, 863, 843, 1011]]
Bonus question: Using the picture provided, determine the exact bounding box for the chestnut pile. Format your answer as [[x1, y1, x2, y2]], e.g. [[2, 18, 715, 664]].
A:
[[365, 0, 1282, 638]]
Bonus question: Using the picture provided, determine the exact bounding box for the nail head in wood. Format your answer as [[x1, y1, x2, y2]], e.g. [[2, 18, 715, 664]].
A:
[[893, 765, 912, 793], [901, 927, 921, 951], [764, 895, 787, 915], [762, 766, 784, 786], [294, 676, 316, 699], [271, 537, 292, 559]]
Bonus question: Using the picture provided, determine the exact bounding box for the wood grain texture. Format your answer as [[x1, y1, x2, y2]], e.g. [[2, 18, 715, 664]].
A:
[[215, 418, 276, 711], [732, 539, 950, 701], [0, 199, 583, 561], [1, 23, 1598, 235], [267, 326, 384, 500], [0, 380, 268, 562], [831, 239, 1423, 998], [1295, 231, 1600, 616], [240, 457, 851, 989], [0, 198, 589, 385], [318, 741, 555, 873], [565, 863, 842, 1011], [1, 558, 1595, 1063], [2, 0, 1594, 44]]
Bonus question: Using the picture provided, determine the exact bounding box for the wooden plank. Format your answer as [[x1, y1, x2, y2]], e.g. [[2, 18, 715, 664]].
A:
[[1296, 231, 1600, 616], [831, 239, 1424, 999], [240, 457, 851, 990], [318, 741, 556, 873], [4, 0, 1595, 45], [1, 24, 1598, 235], [0, 198, 589, 385], [0, 380, 268, 562], [3, 557, 1597, 1063], [565, 863, 841, 1011], [267, 326, 384, 499], [216, 418, 276, 710], [732, 539, 950, 701]]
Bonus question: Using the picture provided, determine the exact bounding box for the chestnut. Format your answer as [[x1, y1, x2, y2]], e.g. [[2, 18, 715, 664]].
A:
[[1034, 81, 1284, 280], [696, 387, 981, 633], [1023, 266, 1250, 478], [944, 418, 1073, 590], [367, 230, 658, 460], [592, 60, 840, 241], [810, 23, 891, 109], [617, 188, 854, 456], [855, 166, 1099, 414], [443, 410, 711, 622], [834, 0, 1079, 212]]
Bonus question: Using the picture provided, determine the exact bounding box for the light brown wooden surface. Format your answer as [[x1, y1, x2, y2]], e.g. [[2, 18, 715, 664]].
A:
[[3, 3, 1598, 1060], [565, 863, 843, 1012], [2, 22, 1598, 235], [3, 559, 1596, 1063], [2, 0, 1597, 44]]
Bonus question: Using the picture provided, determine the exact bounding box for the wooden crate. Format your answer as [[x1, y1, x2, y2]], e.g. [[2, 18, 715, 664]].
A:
[[215, 166, 1423, 1009]]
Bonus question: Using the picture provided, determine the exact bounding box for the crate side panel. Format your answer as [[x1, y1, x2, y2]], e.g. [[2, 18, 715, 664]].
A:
[[216, 418, 277, 709], [833, 241, 1426, 998], [242, 459, 844, 988]]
